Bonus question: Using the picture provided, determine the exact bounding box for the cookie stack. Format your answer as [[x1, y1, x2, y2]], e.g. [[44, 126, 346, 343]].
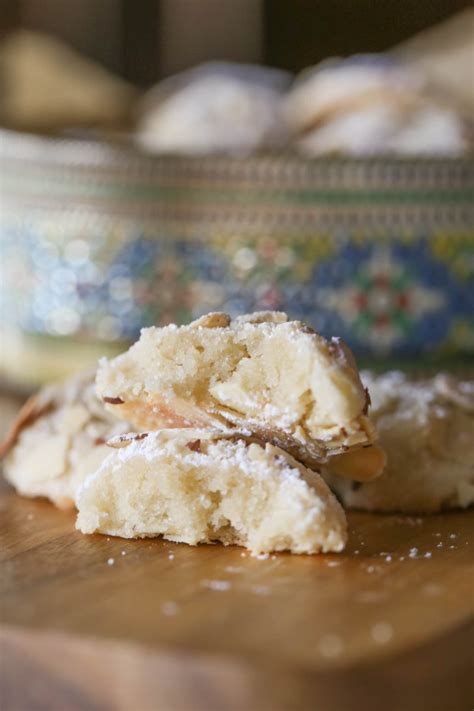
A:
[[3, 312, 472, 555]]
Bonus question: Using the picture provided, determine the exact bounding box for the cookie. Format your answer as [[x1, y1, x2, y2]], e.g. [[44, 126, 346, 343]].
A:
[[76, 429, 347, 555], [283, 56, 419, 134], [137, 62, 290, 156], [1, 371, 130, 509], [323, 372, 474, 513], [283, 55, 466, 157], [96, 311, 378, 475]]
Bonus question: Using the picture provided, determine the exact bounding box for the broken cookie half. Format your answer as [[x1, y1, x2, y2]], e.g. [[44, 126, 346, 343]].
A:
[[96, 311, 379, 476], [76, 429, 347, 555], [1, 371, 130, 509]]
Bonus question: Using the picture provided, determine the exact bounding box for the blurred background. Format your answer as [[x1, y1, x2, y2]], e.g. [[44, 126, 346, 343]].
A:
[[1, 0, 472, 83], [0, 0, 473, 388]]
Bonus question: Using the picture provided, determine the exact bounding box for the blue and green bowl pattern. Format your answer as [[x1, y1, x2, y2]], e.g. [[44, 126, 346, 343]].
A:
[[1, 129, 473, 375]]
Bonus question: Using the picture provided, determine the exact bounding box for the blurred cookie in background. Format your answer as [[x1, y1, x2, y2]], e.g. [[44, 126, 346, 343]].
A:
[[136, 62, 292, 155], [0, 30, 136, 132], [282, 55, 469, 157], [394, 8, 474, 115]]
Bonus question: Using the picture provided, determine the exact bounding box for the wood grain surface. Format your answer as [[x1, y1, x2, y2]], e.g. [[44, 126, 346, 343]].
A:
[[0, 394, 473, 711]]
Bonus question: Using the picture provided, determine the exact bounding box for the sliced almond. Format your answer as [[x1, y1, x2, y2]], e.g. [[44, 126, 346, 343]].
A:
[[234, 311, 288, 325], [0, 391, 54, 458], [107, 432, 149, 448], [189, 312, 231, 329], [324, 444, 386, 482]]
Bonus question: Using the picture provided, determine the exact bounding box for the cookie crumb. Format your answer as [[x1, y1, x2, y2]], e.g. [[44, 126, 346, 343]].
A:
[[251, 585, 270, 595], [162, 601, 179, 616], [371, 622, 393, 644], [201, 579, 231, 591], [318, 634, 344, 658], [423, 583, 443, 596]]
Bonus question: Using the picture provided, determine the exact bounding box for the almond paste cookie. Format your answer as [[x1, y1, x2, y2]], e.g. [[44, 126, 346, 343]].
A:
[[1, 370, 131, 509], [76, 429, 347, 555], [323, 372, 474, 513], [96, 311, 380, 476]]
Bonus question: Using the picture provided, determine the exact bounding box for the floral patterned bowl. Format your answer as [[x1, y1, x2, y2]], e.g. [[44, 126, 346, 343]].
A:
[[1, 128, 473, 385]]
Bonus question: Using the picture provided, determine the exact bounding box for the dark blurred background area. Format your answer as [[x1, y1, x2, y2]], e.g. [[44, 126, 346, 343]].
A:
[[0, 0, 471, 86]]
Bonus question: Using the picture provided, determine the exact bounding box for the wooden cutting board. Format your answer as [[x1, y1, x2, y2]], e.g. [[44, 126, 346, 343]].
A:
[[0, 396, 473, 711]]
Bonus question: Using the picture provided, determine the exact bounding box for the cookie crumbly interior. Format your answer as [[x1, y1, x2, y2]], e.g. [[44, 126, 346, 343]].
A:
[[76, 429, 347, 555], [96, 312, 373, 462]]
